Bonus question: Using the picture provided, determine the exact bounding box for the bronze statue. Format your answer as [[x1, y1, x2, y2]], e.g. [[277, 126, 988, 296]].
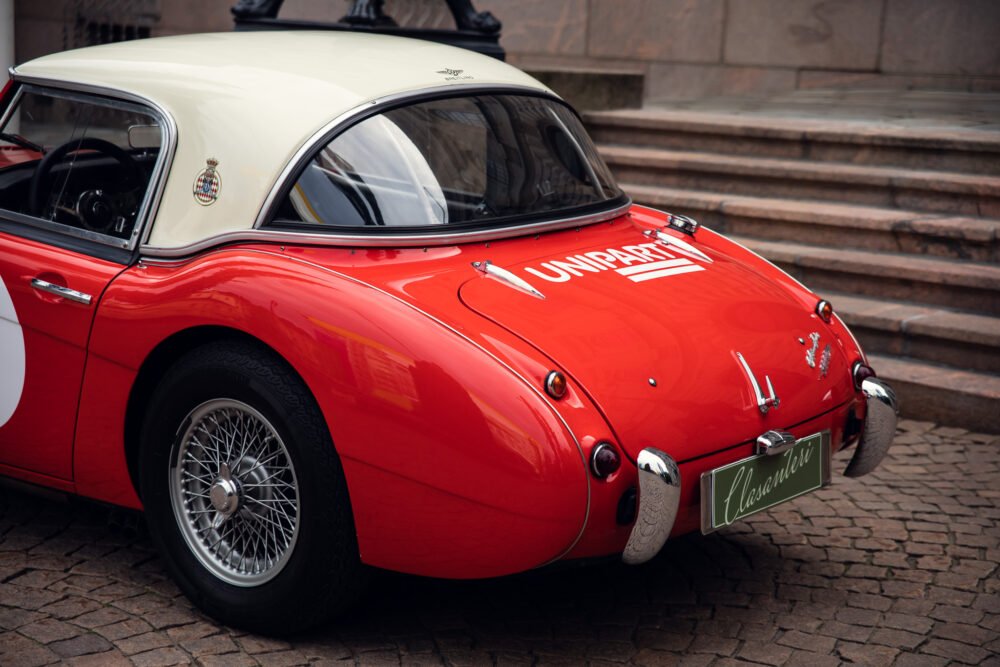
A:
[[339, 0, 397, 27], [444, 0, 501, 33], [231, 0, 283, 19], [232, 0, 501, 34]]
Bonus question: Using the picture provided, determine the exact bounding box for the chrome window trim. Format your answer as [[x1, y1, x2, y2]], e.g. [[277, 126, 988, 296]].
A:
[[0, 206, 135, 247], [4, 74, 178, 253], [140, 199, 632, 258], [0, 84, 25, 133]]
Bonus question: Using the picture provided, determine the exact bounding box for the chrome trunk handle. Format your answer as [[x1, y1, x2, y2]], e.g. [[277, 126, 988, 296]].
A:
[[756, 430, 797, 456], [31, 278, 93, 305]]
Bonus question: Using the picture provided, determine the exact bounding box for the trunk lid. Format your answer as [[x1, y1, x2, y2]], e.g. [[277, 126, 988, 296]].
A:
[[458, 222, 853, 462]]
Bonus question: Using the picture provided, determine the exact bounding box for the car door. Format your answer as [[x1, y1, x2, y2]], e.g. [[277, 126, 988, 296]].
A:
[[0, 82, 164, 481]]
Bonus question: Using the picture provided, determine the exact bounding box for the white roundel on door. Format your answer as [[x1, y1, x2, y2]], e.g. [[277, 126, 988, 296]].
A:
[[0, 274, 26, 428]]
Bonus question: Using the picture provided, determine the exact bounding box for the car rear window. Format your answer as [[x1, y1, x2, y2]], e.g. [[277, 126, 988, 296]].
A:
[[271, 94, 624, 232]]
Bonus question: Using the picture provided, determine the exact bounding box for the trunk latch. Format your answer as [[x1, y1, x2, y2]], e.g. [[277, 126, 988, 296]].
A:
[[736, 352, 781, 415]]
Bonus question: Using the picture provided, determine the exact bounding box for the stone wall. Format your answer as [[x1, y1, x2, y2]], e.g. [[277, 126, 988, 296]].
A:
[[12, 0, 474, 64], [498, 0, 1000, 101], [12, 0, 1000, 102]]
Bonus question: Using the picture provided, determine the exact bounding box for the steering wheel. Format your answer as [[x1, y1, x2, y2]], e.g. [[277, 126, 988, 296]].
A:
[[29, 137, 142, 233]]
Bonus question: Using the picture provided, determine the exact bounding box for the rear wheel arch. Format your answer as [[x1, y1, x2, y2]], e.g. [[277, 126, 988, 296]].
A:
[[124, 326, 313, 501], [131, 332, 365, 632]]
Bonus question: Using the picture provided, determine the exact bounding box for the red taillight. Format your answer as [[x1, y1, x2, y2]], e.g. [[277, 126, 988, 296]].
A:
[[853, 361, 876, 390], [591, 442, 621, 479]]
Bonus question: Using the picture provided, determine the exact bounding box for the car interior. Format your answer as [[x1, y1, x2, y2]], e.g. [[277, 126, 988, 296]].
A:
[[0, 88, 162, 243]]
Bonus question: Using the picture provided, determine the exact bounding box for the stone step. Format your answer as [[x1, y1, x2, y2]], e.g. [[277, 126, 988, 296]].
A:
[[728, 235, 1000, 317], [585, 108, 1000, 175], [830, 292, 1000, 375], [622, 183, 1000, 263], [524, 67, 644, 112], [867, 354, 1000, 435], [602, 145, 1000, 218]]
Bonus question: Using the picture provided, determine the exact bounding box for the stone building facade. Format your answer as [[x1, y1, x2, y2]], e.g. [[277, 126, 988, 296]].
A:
[[499, 0, 1000, 102], [10, 0, 1000, 103]]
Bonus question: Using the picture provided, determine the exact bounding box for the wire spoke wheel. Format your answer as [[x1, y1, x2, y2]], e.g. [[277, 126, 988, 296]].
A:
[[143, 342, 365, 633], [170, 399, 300, 586]]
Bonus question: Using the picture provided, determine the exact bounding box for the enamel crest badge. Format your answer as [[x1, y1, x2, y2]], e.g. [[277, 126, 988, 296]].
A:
[[193, 158, 221, 206]]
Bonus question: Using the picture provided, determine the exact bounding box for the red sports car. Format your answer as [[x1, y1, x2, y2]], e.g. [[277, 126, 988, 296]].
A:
[[0, 32, 897, 633]]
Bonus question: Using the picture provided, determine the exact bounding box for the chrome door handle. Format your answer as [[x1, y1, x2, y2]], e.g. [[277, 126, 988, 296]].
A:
[[31, 278, 93, 305]]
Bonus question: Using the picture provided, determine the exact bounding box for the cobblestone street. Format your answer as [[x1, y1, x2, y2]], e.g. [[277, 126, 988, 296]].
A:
[[1, 419, 998, 666]]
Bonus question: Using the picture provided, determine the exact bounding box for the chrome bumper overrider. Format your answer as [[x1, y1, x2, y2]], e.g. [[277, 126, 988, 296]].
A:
[[622, 448, 681, 565], [845, 378, 899, 477]]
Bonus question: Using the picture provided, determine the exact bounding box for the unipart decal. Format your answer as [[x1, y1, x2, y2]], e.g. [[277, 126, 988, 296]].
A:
[[523, 237, 712, 284], [0, 274, 26, 428]]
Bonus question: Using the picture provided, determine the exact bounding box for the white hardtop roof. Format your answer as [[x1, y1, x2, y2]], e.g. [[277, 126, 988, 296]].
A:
[[13, 31, 553, 249]]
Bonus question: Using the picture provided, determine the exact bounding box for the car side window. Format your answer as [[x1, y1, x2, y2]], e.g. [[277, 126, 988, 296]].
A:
[[0, 86, 162, 247]]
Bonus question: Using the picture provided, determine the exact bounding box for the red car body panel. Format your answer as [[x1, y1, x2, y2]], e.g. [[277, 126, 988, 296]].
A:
[[1, 202, 868, 578], [76, 247, 596, 576], [0, 232, 125, 480], [458, 213, 856, 463]]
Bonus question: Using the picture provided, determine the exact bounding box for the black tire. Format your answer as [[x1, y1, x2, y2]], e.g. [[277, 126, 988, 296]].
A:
[[139, 340, 366, 635]]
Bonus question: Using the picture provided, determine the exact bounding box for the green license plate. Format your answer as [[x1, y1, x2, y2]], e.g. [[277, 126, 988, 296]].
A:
[[700, 431, 831, 534]]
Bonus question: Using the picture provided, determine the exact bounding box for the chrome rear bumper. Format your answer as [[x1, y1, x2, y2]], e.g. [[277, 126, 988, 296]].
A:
[[845, 378, 898, 477], [622, 448, 681, 565], [621, 377, 896, 563]]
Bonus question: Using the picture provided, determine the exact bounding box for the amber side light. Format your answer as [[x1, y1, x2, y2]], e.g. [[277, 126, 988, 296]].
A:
[[816, 299, 834, 322], [544, 371, 567, 399]]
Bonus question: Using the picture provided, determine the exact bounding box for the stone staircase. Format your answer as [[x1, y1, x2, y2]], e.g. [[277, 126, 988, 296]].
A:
[[585, 108, 1000, 433]]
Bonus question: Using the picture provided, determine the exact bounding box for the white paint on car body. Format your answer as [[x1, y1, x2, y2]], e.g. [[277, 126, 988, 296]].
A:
[[0, 274, 25, 427]]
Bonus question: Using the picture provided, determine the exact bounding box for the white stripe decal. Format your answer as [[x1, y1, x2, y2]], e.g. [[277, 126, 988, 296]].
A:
[[0, 274, 26, 428], [628, 264, 705, 282], [615, 259, 691, 276]]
